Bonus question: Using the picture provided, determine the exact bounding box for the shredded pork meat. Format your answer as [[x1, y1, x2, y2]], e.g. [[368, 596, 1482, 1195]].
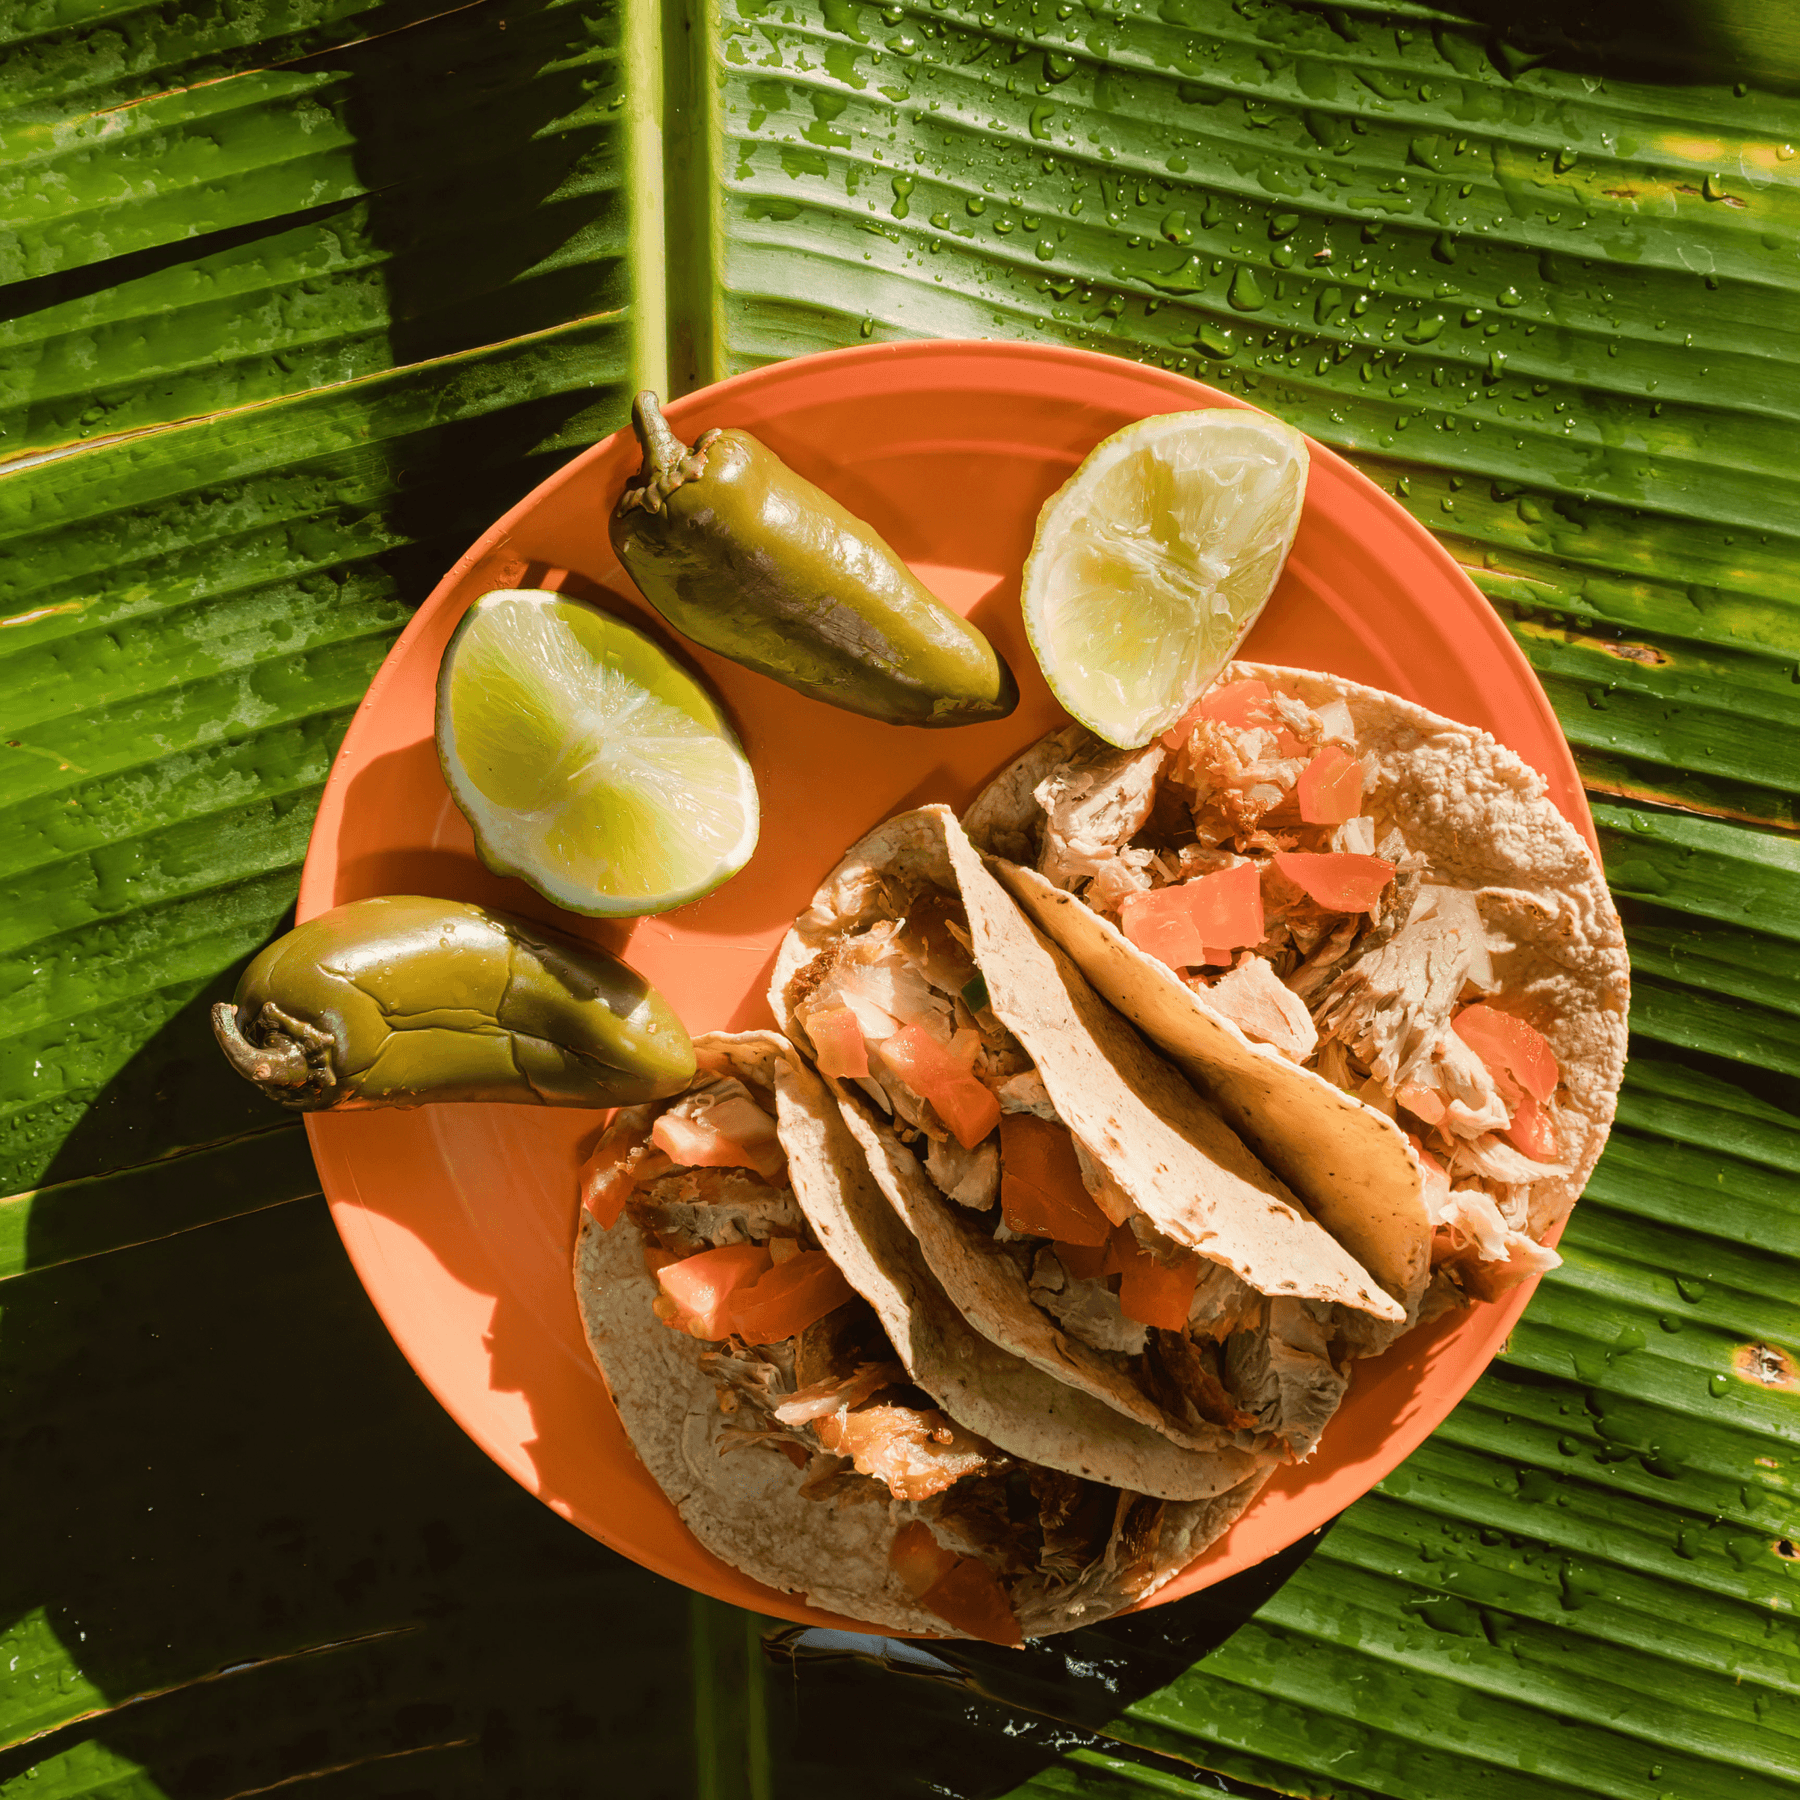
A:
[[1187, 1260, 1267, 1340], [1224, 1299, 1349, 1460], [926, 1134, 1000, 1208], [1034, 740, 1167, 891], [629, 1167, 805, 1255], [1028, 1248, 1148, 1356], [772, 1360, 907, 1426], [1199, 955, 1318, 1062], [1312, 886, 1496, 1093], [1142, 1329, 1260, 1433], [813, 1403, 997, 1501]]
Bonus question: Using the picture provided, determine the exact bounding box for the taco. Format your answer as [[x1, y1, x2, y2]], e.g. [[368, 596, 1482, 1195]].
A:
[[963, 663, 1630, 1308], [770, 806, 1404, 1467], [574, 1030, 1267, 1643]]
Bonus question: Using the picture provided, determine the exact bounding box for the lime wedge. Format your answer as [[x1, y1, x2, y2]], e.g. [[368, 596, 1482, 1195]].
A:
[[436, 590, 758, 917], [1021, 409, 1309, 748]]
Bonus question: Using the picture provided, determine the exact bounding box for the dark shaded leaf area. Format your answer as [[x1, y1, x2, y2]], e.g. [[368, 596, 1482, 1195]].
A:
[[1, 0, 1795, 1793]]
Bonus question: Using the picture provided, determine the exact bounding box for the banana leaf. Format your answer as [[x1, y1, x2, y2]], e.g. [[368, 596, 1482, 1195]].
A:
[[2, 0, 1797, 1793]]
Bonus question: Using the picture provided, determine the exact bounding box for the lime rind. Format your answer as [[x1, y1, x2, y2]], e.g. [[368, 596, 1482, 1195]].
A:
[[1022, 410, 1309, 749], [437, 590, 759, 918]]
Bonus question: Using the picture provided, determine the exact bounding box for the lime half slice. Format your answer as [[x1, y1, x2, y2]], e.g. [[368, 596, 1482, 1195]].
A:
[[1021, 409, 1309, 749], [436, 590, 758, 917]]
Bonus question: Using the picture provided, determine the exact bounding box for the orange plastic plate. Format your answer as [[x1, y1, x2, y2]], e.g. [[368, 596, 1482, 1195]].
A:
[[300, 341, 1594, 1632]]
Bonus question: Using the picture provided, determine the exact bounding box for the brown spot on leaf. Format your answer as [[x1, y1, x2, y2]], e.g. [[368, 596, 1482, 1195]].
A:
[[1602, 641, 1670, 666], [1733, 1342, 1797, 1388]]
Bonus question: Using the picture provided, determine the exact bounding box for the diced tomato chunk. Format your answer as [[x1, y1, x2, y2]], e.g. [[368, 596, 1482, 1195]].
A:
[[1503, 1091, 1560, 1162], [1118, 886, 1208, 970], [807, 1005, 870, 1079], [919, 1558, 1025, 1647], [1189, 862, 1264, 947], [1110, 1225, 1201, 1331], [1199, 680, 1274, 728], [890, 1520, 960, 1596], [1119, 865, 1263, 969], [1054, 1240, 1109, 1280], [1452, 1004, 1559, 1103], [880, 1025, 1002, 1150], [1296, 746, 1365, 825], [652, 1095, 786, 1179], [725, 1249, 856, 1344], [656, 1243, 773, 1340], [999, 1114, 1112, 1247], [890, 1525, 1023, 1645], [1270, 851, 1395, 913], [581, 1117, 654, 1227], [1273, 728, 1311, 759]]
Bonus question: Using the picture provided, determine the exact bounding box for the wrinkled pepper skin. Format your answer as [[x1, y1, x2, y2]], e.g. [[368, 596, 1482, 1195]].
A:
[[212, 895, 695, 1111], [609, 391, 1017, 728]]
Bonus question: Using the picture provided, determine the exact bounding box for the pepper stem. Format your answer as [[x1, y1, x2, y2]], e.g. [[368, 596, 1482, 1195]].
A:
[[618, 392, 722, 517], [212, 1002, 317, 1103], [631, 390, 689, 479]]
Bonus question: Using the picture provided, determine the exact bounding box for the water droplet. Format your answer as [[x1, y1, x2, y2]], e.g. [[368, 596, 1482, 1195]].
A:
[[1197, 323, 1236, 358], [1676, 1275, 1707, 1303], [1405, 312, 1446, 344], [1708, 1373, 1730, 1397], [890, 175, 913, 218], [1161, 209, 1191, 244], [1227, 267, 1266, 311], [1554, 147, 1577, 172], [1497, 286, 1522, 307]]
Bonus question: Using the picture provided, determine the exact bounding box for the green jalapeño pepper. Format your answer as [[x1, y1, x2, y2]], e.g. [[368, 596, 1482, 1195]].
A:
[[609, 391, 1018, 728], [212, 895, 695, 1111]]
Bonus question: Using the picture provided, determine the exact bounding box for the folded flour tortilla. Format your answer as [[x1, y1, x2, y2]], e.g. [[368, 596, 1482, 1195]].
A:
[[964, 663, 1629, 1309], [771, 809, 1404, 1465], [574, 1031, 1267, 1641]]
